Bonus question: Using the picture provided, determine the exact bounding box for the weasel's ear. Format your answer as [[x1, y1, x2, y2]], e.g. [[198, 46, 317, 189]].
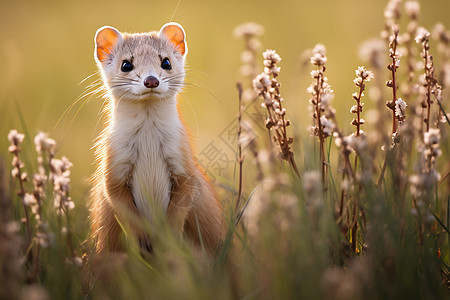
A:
[[94, 26, 122, 62], [159, 22, 187, 56]]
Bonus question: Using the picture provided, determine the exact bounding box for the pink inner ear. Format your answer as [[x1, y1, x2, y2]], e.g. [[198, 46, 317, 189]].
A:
[[170, 37, 185, 56], [161, 25, 186, 55], [96, 28, 120, 62]]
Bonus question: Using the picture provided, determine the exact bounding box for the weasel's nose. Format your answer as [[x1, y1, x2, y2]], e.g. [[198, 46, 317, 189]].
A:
[[144, 76, 159, 88]]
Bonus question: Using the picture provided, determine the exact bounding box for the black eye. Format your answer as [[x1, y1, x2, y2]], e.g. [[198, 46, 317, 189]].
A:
[[161, 58, 172, 70], [121, 60, 133, 72]]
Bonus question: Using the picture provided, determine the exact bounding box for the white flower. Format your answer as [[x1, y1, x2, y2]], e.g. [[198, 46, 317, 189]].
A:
[[312, 44, 326, 56], [253, 73, 271, 93], [359, 39, 386, 68], [310, 70, 320, 79], [310, 53, 327, 66], [321, 92, 334, 106], [395, 98, 407, 117], [320, 115, 334, 136], [24, 193, 37, 206], [233, 22, 264, 38], [263, 49, 281, 65], [415, 27, 430, 44], [7, 129, 25, 145], [432, 23, 446, 40], [240, 50, 253, 64], [306, 85, 315, 95], [310, 44, 327, 66], [353, 77, 363, 86], [423, 128, 440, 146], [264, 66, 281, 76], [355, 66, 374, 82], [65, 199, 75, 210], [34, 131, 56, 155], [404, 1, 420, 19]]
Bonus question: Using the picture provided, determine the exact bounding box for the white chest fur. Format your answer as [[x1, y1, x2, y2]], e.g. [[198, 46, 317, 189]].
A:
[[108, 98, 186, 222]]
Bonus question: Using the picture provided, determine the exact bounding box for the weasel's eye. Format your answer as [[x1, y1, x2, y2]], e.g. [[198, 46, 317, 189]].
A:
[[121, 60, 133, 72], [161, 58, 172, 70]]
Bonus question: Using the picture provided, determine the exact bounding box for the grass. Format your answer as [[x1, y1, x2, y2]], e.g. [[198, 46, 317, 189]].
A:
[[1, 0, 450, 299]]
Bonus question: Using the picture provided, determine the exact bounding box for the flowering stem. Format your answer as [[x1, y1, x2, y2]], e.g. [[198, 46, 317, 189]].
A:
[[423, 45, 432, 132], [314, 69, 327, 188], [389, 32, 399, 135], [235, 82, 245, 214], [354, 86, 364, 169], [20, 187, 32, 246], [15, 159, 32, 246]]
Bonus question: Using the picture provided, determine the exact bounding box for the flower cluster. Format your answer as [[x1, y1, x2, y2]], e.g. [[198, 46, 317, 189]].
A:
[[385, 25, 402, 136], [359, 39, 386, 72], [6, 130, 80, 282], [243, 175, 298, 237], [432, 23, 450, 88], [409, 127, 441, 226], [423, 128, 441, 166], [382, 0, 402, 43], [415, 27, 430, 44], [307, 44, 336, 187], [8, 130, 27, 182], [394, 98, 407, 123], [398, 1, 421, 103], [34, 131, 56, 176], [415, 26, 442, 132], [263, 50, 281, 76], [303, 171, 322, 209], [308, 44, 335, 139], [253, 49, 298, 175], [310, 44, 327, 66], [0, 160, 22, 300], [7, 129, 32, 245], [51, 156, 75, 215], [351, 66, 374, 136], [404, 1, 420, 20], [234, 22, 264, 103], [432, 23, 450, 45], [234, 22, 264, 39], [384, 0, 402, 27]]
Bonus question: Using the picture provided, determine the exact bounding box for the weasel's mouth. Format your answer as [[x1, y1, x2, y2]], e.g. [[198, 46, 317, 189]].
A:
[[131, 90, 161, 96], [130, 90, 165, 100]]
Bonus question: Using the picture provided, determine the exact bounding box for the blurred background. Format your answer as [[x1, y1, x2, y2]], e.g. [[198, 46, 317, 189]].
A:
[[0, 0, 449, 202]]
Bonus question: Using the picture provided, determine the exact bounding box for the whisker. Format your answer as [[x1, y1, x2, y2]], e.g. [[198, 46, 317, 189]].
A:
[[78, 72, 100, 86], [176, 92, 200, 138], [116, 90, 129, 109], [55, 79, 105, 129], [115, 75, 140, 83]]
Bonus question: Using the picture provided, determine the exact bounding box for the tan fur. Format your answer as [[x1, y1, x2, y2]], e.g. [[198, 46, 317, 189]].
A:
[[89, 23, 224, 255]]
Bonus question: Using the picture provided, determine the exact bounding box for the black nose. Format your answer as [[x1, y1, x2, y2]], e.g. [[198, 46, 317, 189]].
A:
[[144, 76, 159, 88]]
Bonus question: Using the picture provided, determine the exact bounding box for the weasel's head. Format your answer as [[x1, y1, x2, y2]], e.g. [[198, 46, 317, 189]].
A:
[[94, 22, 187, 102]]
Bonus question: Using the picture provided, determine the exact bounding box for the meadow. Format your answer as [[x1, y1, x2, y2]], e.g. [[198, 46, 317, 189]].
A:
[[1, 0, 450, 299]]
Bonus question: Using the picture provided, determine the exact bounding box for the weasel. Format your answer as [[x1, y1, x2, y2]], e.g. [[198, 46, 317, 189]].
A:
[[89, 22, 224, 254]]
